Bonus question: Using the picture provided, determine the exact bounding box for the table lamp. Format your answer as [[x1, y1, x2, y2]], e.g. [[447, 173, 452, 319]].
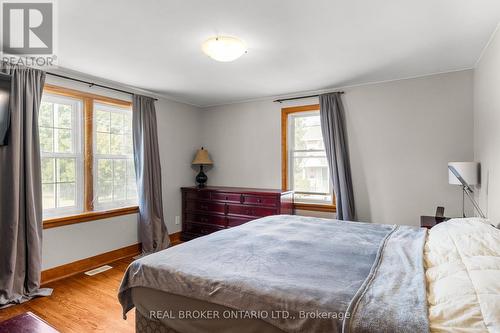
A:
[[448, 162, 485, 218], [192, 147, 213, 188]]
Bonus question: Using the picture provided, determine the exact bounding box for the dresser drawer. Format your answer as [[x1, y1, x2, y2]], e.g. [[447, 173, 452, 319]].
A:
[[185, 190, 212, 201], [181, 186, 293, 242], [211, 192, 242, 203], [242, 195, 278, 207], [227, 204, 277, 217], [185, 213, 226, 227], [184, 222, 223, 236], [227, 216, 255, 227], [186, 200, 226, 214]]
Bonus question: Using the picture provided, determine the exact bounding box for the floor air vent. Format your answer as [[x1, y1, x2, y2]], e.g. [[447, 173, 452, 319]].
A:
[[84, 265, 113, 276]]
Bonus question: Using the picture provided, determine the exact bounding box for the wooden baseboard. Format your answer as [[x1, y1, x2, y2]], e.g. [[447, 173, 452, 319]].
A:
[[41, 243, 141, 285], [170, 231, 182, 246]]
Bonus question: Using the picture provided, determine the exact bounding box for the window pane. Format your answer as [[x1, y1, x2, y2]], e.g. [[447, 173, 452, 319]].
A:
[[124, 135, 133, 155], [126, 159, 136, 182], [110, 134, 123, 155], [39, 127, 53, 152], [114, 159, 126, 182], [41, 158, 55, 183], [42, 183, 55, 209], [114, 183, 126, 201], [97, 180, 113, 202], [97, 159, 113, 182], [57, 104, 72, 128], [56, 128, 72, 153], [293, 114, 325, 151], [96, 132, 110, 154], [110, 113, 124, 134], [113, 160, 126, 201], [292, 151, 329, 194], [39, 102, 53, 127], [126, 159, 136, 199], [57, 182, 75, 207], [57, 158, 75, 182], [126, 181, 138, 200], [124, 114, 132, 134], [96, 110, 110, 132]]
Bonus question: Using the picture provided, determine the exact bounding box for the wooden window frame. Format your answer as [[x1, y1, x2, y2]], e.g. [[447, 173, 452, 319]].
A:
[[281, 104, 336, 213], [42, 84, 138, 229]]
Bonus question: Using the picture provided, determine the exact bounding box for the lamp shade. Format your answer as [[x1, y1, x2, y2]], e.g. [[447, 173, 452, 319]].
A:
[[192, 147, 213, 165], [448, 162, 479, 185]]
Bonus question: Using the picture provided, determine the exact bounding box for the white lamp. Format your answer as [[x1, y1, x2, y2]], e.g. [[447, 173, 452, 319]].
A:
[[448, 162, 485, 218]]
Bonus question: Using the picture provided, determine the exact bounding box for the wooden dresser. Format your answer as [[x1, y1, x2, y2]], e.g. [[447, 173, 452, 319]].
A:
[[181, 186, 294, 241]]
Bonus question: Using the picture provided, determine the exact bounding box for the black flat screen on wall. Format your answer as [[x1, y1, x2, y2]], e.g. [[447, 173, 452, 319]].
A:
[[0, 73, 11, 146]]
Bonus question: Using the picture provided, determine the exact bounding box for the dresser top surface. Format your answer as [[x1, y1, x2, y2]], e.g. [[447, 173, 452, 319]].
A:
[[181, 186, 293, 195]]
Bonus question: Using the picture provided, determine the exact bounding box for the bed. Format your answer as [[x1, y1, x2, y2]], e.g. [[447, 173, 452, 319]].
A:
[[118, 215, 500, 333]]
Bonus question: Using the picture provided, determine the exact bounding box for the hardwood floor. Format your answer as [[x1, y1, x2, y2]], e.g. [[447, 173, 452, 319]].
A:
[[0, 257, 135, 333]]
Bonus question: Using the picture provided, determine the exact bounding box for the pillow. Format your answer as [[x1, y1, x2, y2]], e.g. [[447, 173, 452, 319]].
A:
[[425, 217, 500, 332]]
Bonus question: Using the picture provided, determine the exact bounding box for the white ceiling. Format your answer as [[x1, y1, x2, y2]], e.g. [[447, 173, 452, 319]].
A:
[[57, 0, 500, 107]]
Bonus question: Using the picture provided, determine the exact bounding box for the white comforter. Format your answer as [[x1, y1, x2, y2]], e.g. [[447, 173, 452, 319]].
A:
[[424, 218, 500, 333]]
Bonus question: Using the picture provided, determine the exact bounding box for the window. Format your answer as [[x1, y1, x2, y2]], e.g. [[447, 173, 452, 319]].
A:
[[39, 95, 83, 217], [94, 103, 137, 210], [39, 85, 138, 225], [282, 104, 335, 211]]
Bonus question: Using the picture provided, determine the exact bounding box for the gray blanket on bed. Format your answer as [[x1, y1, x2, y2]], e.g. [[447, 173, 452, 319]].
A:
[[118, 215, 429, 333]]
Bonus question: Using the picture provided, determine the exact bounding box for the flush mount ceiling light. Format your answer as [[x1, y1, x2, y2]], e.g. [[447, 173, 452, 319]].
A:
[[201, 36, 247, 62]]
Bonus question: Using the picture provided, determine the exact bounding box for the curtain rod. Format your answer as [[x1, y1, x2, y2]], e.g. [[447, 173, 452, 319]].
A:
[[273, 91, 344, 103], [46, 72, 159, 101]]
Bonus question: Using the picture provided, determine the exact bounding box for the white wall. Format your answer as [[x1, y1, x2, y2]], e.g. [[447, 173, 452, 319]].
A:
[[155, 97, 203, 234], [42, 215, 138, 270], [474, 25, 500, 223], [200, 70, 474, 226], [42, 75, 201, 270]]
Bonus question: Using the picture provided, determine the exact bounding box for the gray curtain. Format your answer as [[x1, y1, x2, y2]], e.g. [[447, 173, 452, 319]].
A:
[[319, 92, 356, 221], [0, 63, 52, 308], [132, 95, 170, 254]]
